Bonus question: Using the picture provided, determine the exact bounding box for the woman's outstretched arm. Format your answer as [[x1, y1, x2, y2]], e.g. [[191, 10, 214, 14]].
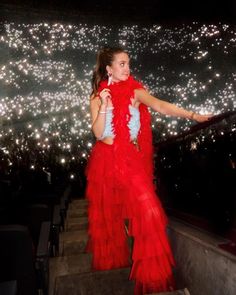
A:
[[135, 89, 212, 122]]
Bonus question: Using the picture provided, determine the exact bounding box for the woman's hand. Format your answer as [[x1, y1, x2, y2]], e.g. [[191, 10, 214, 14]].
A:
[[99, 88, 112, 107], [192, 113, 214, 123]]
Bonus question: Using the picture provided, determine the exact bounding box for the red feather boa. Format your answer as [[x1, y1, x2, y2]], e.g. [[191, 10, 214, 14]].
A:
[[98, 75, 154, 181]]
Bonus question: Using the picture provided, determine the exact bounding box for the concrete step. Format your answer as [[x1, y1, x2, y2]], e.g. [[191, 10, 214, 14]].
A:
[[61, 239, 88, 256], [50, 253, 92, 276], [71, 199, 88, 204], [49, 253, 92, 295], [65, 217, 88, 231], [67, 208, 87, 218], [60, 229, 88, 242], [148, 288, 190, 295], [54, 267, 134, 295], [66, 216, 88, 224], [69, 199, 88, 210], [60, 229, 88, 256]]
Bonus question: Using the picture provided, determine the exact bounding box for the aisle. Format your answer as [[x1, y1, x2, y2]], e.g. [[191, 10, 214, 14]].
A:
[[49, 198, 190, 295]]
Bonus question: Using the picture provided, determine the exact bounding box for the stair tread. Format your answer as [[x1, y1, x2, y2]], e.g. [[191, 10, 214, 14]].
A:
[[50, 253, 92, 275], [149, 289, 190, 295], [71, 199, 88, 205], [66, 217, 88, 224], [65, 223, 88, 232], [61, 229, 88, 240], [68, 199, 88, 210], [67, 210, 87, 218], [49, 253, 92, 295], [54, 267, 134, 295]]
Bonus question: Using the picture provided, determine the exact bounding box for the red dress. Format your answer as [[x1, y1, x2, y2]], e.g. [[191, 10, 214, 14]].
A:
[[85, 76, 176, 294]]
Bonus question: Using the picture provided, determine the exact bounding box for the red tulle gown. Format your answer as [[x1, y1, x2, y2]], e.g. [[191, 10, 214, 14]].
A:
[[85, 76, 176, 294]]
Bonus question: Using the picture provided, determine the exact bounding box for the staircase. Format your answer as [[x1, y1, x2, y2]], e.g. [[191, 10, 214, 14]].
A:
[[49, 198, 190, 295]]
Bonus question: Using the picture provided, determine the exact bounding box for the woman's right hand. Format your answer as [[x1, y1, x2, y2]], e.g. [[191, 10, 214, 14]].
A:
[[99, 88, 112, 107]]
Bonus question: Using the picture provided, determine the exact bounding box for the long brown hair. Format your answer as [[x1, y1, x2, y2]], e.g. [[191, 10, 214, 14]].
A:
[[91, 46, 127, 96]]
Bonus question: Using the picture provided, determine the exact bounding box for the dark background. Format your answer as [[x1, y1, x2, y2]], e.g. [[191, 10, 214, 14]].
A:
[[0, 0, 236, 23]]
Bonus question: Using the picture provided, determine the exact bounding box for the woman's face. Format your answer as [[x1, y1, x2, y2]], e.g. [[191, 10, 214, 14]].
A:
[[106, 52, 130, 82]]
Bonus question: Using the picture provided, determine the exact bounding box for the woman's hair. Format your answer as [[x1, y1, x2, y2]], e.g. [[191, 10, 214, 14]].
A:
[[91, 46, 127, 96]]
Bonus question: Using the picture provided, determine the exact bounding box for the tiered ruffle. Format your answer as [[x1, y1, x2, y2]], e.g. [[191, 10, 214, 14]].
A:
[[86, 141, 130, 270], [85, 141, 176, 294]]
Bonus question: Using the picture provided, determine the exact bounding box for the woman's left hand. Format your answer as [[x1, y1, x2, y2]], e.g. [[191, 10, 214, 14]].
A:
[[193, 113, 214, 123]]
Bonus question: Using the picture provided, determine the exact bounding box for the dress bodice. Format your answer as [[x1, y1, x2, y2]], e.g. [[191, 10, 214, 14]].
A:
[[98, 105, 140, 140]]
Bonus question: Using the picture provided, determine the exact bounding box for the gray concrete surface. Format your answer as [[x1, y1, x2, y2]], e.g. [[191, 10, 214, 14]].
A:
[[168, 218, 236, 295]]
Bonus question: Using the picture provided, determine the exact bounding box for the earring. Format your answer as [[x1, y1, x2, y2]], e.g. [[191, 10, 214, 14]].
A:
[[108, 73, 112, 86]]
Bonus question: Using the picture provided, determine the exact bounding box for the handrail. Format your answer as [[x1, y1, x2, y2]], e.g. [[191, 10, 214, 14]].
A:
[[156, 110, 236, 148]]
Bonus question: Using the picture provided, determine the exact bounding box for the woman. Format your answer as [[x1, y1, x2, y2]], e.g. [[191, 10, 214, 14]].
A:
[[85, 46, 212, 294]]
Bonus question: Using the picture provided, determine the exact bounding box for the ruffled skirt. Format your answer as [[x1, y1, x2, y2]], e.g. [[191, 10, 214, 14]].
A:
[[85, 141, 176, 294]]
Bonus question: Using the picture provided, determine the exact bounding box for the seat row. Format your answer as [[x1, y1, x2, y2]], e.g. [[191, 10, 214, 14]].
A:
[[0, 183, 72, 295]]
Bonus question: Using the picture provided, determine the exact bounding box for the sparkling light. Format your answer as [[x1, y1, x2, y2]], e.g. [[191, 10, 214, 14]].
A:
[[0, 21, 235, 173]]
